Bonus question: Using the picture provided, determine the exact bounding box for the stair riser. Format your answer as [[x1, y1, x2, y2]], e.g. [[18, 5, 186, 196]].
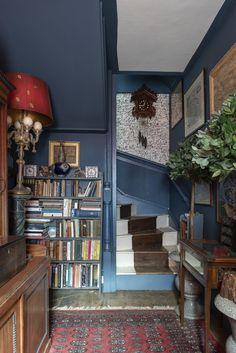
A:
[[156, 215, 169, 228], [117, 236, 133, 251], [162, 231, 178, 246], [128, 217, 156, 233], [134, 252, 168, 268], [117, 252, 134, 267], [132, 235, 162, 251], [117, 220, 128, 235]]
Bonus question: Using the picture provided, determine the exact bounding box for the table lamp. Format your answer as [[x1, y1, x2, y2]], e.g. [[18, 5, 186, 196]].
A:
[[6, 72, 53, 195]]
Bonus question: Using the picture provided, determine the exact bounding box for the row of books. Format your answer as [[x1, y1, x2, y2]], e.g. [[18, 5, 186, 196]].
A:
[[24, 178, 102, 198], [25, 198, 102, 220], [73, 180, 102, 198], [48, 239, 100, 261], [50, 263, 100, 289], [24, 178, 66, 197], [46, 219, 101, 238]]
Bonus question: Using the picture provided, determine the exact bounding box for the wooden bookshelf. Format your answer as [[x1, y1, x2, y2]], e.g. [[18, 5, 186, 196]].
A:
[[24, 173, 103, 290]]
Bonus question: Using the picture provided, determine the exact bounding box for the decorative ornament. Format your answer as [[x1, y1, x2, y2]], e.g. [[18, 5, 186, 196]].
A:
[[53, 141, 71, 176], [131, 84, 157, 148]]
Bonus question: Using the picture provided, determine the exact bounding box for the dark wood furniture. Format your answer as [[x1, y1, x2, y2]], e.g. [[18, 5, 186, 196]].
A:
[[180, 239, 236, 353], [0, 236, 26, 287], [0, 72, 14, 240], [0, 72, 51, 352], [0, 256, 51, 353]]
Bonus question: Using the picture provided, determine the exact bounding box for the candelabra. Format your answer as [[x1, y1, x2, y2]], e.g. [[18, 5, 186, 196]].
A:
[[6, 72, 53, 195], [7, 113, 43, 195]]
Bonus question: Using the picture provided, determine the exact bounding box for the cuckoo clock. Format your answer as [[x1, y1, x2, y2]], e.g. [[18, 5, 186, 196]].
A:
[[130, 84, 157, 148]]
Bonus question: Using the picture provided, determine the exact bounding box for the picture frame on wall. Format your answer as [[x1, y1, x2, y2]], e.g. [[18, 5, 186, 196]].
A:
[[184, 70, 205, 137], [48, 140, 80, 167], [194, 181, 213, 206], [209, 43, 236, 114], [170, 80, 183, 128]]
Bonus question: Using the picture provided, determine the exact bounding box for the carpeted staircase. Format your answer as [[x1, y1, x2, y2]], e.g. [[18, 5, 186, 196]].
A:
[[116, 204, 177, 290]]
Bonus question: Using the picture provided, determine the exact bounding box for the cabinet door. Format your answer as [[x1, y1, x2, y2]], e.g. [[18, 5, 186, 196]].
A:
[[24, 273, 50, 353], [0, 298, 23, 353]]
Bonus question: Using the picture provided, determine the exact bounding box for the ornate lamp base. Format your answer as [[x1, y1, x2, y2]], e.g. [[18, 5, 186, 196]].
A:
[[9, 183, 31, 195]]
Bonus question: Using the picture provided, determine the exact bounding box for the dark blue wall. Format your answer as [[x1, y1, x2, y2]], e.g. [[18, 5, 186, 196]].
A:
[[170, 0, 236, 239], [27, 132, 107, 170], [116, 74, 180, 93], [117, 152, 170, 215], [0, 0, 106, 131]]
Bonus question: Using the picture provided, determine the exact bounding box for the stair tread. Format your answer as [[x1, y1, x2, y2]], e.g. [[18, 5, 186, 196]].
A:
[[117, 249, 133, 253], [116, 266, 136, 275], [128, 216, 156, 220], [159, 226, 176, 232], [135, 266, 172, 274], [134, 246, 168, 254], [132, 229, 163, 236]]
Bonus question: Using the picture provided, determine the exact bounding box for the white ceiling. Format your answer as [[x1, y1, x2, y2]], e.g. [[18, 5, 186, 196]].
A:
[[117, 0, 225, 72]]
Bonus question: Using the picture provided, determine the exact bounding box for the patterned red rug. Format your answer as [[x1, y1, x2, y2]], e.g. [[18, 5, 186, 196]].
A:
[[49, 309, 224, 353]]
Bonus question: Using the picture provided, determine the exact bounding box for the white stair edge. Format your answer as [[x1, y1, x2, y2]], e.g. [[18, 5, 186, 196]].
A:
[[160, 226, 178, 247], [156, 214, 169, 228], [116, 219, 129, 235], [116, 266, 136, 275]]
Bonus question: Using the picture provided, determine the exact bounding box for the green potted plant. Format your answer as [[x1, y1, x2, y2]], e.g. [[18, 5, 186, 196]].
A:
[[167, 135, 211, 238], [192, 94, 236, 181]]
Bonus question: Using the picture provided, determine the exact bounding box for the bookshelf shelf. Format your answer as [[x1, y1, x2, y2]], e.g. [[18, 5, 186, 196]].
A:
[[24, 173, 103, 291]]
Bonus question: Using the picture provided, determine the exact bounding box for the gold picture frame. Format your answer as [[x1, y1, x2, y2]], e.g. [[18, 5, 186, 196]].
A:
[[209, 43, 236, 113], [184, 70, 205, 137], [48, 140, 80, 167]]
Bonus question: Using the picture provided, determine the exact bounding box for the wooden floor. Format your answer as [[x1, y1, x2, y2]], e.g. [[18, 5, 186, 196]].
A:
[[50, 289, 178, 309]]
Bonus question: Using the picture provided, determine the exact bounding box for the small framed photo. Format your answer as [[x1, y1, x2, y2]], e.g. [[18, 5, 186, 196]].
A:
[[194, 181, 213, 206], [48, 141, 80, 167], [85, 166, 98, 178], [184, 70, 205, 137], [23, 164, 38, 177]]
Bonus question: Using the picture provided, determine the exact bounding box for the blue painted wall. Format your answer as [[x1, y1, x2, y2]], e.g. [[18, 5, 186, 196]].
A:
[[117, 152, 170, 215], [0, 0, 106, 131], [116, 74, 180, 93], [170, 0, 236, 239]]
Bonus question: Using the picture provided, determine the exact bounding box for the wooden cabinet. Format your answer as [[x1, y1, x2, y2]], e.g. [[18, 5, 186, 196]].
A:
[[24, 271, 49, 353], [0, 257, 51, 353], [0, 298, 23, 353]]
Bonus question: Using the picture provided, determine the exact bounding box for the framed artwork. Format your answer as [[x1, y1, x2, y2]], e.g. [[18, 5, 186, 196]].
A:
[[184, 70, 205, 137], [217, 172, 236, 223], [85, 166, 98, 178], [209, 43, 236, 113], [194, 181, 213, 205], [170, 80, 183, 128], [48, 140, 80, 167]]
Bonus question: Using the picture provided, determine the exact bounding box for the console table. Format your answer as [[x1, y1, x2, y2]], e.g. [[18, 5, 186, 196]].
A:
[[180, 239, 236, 353]]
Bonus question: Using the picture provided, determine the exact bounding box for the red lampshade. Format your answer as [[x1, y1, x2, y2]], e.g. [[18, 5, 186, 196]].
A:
[[6, 72, 53, 127]]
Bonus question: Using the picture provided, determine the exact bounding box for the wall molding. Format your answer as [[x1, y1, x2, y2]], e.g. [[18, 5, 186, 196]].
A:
[[117, 150, 169, 175]]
